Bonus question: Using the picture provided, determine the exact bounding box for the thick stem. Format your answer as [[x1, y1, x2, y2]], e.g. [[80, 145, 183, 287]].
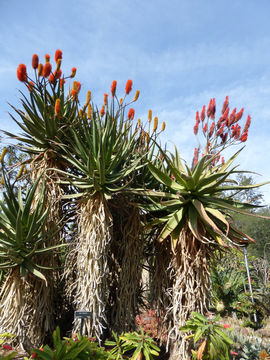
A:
[[109, 201, 143, 333], [72, 193, 112, 341], [166, 228, 212, 360]]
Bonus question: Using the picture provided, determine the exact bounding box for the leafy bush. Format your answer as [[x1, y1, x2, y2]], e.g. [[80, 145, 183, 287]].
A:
[[180, 312, 233, 359], [105, 329, 160, 360], [30, 327, 109, 360]]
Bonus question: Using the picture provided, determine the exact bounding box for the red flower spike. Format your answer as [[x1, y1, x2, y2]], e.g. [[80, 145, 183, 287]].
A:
[[3, 344, 12, 350], [42, 62, 52, 77], [210, 98, 216, 119], [231, 351, 238, 356], [100, 105, 105, 117], [240, 130, 248, 142], [221, 96, 229, 114], [17, 64, 27, 82], [217, 122, 225, 136], [171, 173, 175, 180], [104, 93, 108, 105], [31, 353, 37, 359], [55, 49, 63, 63], [45, 54, 50, 63], [229, 108, 236, 126], [111, 80, 117, 96], [196, 111, 200, 123], [221, 132, 228, 143], [128, 108, 135, 120], [235, 125, 241, 140], [243, 115, 251, 133], [71, 89, 77, 100], [200, 105, 206, 122], [193, 123, 199, 135], [223, 106, 230, 120], [221, 157, 225, 165], [223, 324, 230, 329], [203, 123, 208, 133], [125, 79, 133, 95], [208, 122, 215, 138], [32, 54, 39, 69], [235, 108, 244, 122], [207, 99, 212, 118]]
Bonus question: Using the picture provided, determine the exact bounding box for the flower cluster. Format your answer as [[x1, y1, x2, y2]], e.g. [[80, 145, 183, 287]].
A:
[[16, 50, 79, 101], [193, 96, 252, 166]]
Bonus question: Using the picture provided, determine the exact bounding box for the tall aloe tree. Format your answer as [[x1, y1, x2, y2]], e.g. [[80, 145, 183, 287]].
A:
[[2, 51, 80, 339], [0, 173, 64, 348], [58, 83, 163, 339], [141, 98, 269, 359]]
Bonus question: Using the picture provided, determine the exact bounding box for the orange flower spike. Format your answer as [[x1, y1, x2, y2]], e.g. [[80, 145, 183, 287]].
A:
[[161, 121, 166, 131], [133, 90, 140, 102], [125, 79, 133, 95], [100, 105, 105, 117], [45, 54, 50, 63], [104, 93, 109, 105], [87, 104, 92, 119], [119, 98, 123, 106], [76, 82, 81, 92], [137, 118, 141, 126], [38, 63, 43, 77], [0, 147, 8, 163], [49, 74, 55, 83], [111, 80, 117, 97], [146, 132, 150, 143], [79, 110, 83, 117], [42, 62, 52, 77], [32, 54, 39, 69], [55, 99, 61, 117], [128, 108, 135, 120], [60, 78, 65, 88], [70, 67, 77, 78], [55, 49, 63, 63], [17, 64, 27, 82], [153, 117, 158, 132], [148, 109, 152, 122], [56, 59, 62, 71], [85, 90, 91, 107]]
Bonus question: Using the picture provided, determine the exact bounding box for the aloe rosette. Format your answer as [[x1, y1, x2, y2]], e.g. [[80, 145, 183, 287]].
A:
[[0, 174, 64, 347]]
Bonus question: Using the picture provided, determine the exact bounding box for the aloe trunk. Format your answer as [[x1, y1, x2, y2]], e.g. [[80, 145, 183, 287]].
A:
[[70, 193, 112, 341]]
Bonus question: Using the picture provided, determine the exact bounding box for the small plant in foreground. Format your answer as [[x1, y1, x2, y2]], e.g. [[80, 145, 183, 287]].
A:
[[0, 333, 17, 360], [106, 329, 160, 360], [180, 312, 233, 359], [30, 327, 109, 360]]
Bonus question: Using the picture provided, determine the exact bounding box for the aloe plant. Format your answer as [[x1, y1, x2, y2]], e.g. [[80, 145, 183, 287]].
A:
[[0, 173, 64, 347], [139, 98, 269, 359], [57, 84, 162, 338]]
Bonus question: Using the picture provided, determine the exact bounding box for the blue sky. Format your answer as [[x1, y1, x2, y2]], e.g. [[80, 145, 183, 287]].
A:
[[1, 0, 270, 202]]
